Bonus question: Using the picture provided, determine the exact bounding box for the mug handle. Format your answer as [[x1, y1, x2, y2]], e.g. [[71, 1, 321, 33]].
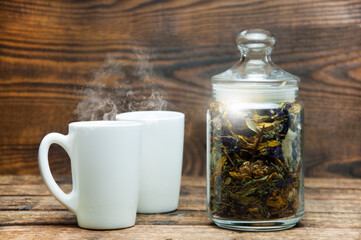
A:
[[38, 133, 77, 213]]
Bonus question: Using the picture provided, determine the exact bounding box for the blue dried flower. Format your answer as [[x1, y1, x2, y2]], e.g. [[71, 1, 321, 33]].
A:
[[274, 108, 285, 115], [284, 104, 292, 110], [289, 114, 295, 122], [292, 147, 298, 160], [269, 146, 285, 162], [221, 137, 236, 148], [216, 175, 222, 182], [281, 122, 289, 135], [275, 178, 294, 189]]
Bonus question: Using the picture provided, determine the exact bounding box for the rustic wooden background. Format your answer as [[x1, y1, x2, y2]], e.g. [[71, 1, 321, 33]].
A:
[[0, 0, 360, 178]]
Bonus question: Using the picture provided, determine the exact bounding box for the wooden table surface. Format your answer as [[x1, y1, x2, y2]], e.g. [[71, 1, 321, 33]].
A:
[[1, 176, 360, 239]]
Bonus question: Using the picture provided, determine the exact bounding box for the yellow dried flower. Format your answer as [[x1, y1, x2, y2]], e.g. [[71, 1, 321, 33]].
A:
[[266, 191, 287, 209]]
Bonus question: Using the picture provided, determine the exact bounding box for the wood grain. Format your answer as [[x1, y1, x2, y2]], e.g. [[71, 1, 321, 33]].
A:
[[0, 0, 361, 177], [1, 176, 361, 239], [2, 226, 361, 240]]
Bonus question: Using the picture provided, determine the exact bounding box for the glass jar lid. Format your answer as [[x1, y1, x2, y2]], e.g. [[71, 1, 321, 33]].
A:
[[212, 29, 299, 103]]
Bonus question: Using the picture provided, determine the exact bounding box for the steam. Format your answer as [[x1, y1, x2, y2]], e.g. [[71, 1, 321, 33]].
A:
[[74, 49, 168, 121]]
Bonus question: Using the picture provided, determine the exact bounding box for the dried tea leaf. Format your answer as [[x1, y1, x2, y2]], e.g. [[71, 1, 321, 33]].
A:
[[246, 118, 261, 133], [230, 193, 254, 205], [225, 177, 232, 185], [216, 156, 228, 172]]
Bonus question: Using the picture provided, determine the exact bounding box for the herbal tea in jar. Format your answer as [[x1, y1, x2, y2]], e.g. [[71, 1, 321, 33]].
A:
[[206, 29, 304, 231]]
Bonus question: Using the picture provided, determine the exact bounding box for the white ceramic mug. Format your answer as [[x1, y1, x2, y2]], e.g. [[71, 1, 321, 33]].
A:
[[116, 111, 184, 213], [38, 121, 143, 230]]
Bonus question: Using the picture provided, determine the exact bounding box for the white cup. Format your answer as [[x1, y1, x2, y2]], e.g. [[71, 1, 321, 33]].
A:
[[116, 111, 185, 213], [38, 121, 143, 230]]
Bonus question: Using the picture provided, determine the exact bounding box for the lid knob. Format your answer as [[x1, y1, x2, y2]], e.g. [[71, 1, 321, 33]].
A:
[[236, 29, 276, 57]]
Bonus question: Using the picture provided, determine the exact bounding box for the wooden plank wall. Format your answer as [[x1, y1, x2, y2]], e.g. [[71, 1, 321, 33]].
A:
[[0, 0, 360, 177]]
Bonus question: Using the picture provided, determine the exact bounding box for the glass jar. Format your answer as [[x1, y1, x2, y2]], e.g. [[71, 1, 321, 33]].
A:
[[206, 29, 304, 231]]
